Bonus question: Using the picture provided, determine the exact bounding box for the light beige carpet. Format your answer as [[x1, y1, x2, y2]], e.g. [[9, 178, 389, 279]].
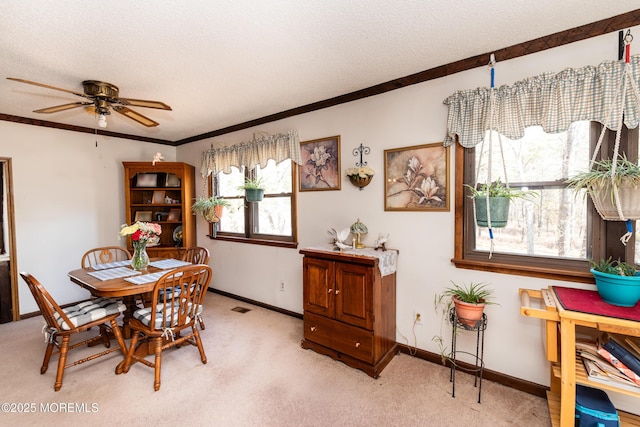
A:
[[0, 293, 551, 426]]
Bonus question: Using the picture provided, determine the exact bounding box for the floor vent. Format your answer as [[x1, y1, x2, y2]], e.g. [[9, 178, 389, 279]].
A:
[[231, 306, 252, 314]]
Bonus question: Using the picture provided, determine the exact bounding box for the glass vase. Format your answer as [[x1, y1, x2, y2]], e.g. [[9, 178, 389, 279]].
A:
[[131, 240, 150, 271]]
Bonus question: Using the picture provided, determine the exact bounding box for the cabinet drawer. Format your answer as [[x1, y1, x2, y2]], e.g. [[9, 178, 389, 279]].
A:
[[304, 312, 373, 363]]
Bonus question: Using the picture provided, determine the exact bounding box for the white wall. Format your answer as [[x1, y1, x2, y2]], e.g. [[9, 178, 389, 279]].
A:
[[0, 121, 175, 313], [177, 26, 640, 407]]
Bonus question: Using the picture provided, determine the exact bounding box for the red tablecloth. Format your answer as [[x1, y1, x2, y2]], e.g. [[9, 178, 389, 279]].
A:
[[553, 286, 640, 321]]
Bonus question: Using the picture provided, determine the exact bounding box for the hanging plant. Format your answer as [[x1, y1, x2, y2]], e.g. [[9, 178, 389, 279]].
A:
[[238, 177, 265, 202], [567, 156, 640, 221], [465, 178, 536, 228], [192, 196, 230, 223]]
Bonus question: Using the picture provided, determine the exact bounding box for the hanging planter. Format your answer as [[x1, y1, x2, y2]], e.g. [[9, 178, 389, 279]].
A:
[[192, 196, 230, 223], [474, 197, 510, 228], [466, 178, 535, 228], [245, 188, 264, 202], [567, 157, 640, 221], [347, 172, 373, 190], [238, 177, 265, 202]]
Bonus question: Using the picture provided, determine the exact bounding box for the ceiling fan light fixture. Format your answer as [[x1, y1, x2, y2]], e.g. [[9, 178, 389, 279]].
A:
[[98, 113, 107, 128]]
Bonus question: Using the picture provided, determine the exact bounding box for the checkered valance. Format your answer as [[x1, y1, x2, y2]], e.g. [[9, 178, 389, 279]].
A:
[[200, 129, 302, 177], [443, 55, 640, 147]]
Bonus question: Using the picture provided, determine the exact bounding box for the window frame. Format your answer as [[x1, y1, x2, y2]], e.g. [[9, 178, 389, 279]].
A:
[[452, 123, 638, 284], [206, 160, 298, 249]]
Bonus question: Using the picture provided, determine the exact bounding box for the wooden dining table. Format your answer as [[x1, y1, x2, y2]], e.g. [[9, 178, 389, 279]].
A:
[[68, 258, 193, 373]]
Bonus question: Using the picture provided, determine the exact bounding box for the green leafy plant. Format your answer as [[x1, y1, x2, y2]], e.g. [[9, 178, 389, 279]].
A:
[[237, 176, 265, 190], [567, 156, 640, 191], [465, 178, 536, 200], [192, 195, 230, 218], [590, 257, 638, 276]]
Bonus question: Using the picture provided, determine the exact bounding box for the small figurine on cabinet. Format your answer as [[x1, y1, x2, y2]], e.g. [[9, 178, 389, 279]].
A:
[[374, 233, 389, 251]]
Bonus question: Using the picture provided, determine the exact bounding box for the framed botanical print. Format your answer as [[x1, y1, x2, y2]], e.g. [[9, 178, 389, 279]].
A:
[[298, 136, 341, 191], [384, 142, 449, 211]]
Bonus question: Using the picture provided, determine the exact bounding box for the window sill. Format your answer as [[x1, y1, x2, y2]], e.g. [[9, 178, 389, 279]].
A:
[[451, 257, 594, 284], [207, 234, 298, 249]]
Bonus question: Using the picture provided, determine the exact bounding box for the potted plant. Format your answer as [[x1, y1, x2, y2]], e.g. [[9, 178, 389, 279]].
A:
[[465, 178, 535, 228], [192, 195, 230, 223], [238, 177, 265, 202], [590, 257, 640, 307], [434, 281, 496, 328], [432, 281, 497, 364], [566, 156, 640, 221]]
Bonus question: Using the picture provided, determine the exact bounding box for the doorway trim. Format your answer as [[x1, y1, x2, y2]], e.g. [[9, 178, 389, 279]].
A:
[[1, 158, 19, 320]]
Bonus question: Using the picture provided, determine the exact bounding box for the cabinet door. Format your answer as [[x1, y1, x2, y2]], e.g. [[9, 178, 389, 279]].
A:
[[303, 257, 335, 317], [335, 262, 372, 329]]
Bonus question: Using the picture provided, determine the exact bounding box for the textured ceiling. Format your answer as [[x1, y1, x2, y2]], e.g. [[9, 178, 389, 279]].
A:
[[1, 1, 638, 143]]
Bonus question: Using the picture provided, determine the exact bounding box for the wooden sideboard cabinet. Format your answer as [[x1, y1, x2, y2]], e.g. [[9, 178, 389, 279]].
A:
[[300, 248, 397, 378]]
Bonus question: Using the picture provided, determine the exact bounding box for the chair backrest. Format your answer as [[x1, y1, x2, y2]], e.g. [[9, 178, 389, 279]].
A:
[[149, 265, 212, 332], [181, 247, 210, 265], [20, 272, 74, 333], [81, 246, 132, 268]]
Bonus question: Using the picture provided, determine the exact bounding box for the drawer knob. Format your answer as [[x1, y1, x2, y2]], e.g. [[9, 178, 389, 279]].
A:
[[335, 290, 340, 295], [355, 342, 360, 347], [328, 288, 333, 293], [310, 326, 317, 332]]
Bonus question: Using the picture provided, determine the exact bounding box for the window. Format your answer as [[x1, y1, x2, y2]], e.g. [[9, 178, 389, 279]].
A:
[[211, 159, 297, 248], [454, 122, 639, 282]]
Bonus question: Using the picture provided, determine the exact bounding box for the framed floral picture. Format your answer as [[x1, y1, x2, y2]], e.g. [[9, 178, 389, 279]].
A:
[[299, 136, 341, 191], [384, 142, 450, 211]]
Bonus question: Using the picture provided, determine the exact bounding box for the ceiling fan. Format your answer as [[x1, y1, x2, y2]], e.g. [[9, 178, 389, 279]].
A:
[[6, 77, 171, 128]]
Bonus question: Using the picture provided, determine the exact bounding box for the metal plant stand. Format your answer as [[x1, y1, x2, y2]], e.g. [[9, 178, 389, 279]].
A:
[[448, 307, 487, 403]]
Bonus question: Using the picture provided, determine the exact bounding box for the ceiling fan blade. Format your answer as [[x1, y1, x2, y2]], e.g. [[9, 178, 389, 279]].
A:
[[113, 106, 159, 127], [34, 102, 93, 113], [7, 77, 87, 98], [118, 98, 172, 110]]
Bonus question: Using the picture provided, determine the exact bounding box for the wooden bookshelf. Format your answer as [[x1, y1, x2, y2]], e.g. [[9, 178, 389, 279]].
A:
[[123, 162, 196, 259]]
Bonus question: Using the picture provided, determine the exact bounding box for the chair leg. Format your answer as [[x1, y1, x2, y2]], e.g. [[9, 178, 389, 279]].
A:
[[40, 342, 55, 374], [122, 331, 139, 374], [198, 317, 206, 330], [99, 324, 111, 348], [153, 337, 162, 391], [193, 327, 207, 364], [54, 335, 71, 391]]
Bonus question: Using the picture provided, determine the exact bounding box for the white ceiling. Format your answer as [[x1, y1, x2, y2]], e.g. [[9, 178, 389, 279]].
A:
[[1, 1, 638, 143]]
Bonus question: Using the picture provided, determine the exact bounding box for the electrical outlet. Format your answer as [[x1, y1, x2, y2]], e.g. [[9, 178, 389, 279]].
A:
[[414, 310, 422, 325], [280, 281, 285, 292]]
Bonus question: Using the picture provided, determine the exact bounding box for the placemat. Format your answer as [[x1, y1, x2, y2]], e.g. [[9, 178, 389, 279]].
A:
[[149, 259, 193, 269], [125, 270, 182, 285], [87, 267, 140, 281], [553, 286, 640, 321], [91, 260, 132, 270]]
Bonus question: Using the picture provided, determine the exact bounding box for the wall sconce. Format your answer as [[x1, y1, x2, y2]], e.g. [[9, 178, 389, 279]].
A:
[[346, 143, 375, 190]]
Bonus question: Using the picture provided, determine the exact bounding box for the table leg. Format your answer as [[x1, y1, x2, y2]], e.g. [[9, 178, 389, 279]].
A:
[[559, 318, 576, 427], [121, 295, 138, 339]]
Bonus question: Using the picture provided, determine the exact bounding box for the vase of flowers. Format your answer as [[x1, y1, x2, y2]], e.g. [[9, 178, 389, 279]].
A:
[[119, 221, 162, 271], [345, 166, 375, 190]]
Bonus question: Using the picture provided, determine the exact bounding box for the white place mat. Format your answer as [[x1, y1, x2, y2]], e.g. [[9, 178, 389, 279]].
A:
[[125, 270, 182, 285], [149, 259, 193, 269], [87, 267, 141, 281], [91, 260, 132, 270]]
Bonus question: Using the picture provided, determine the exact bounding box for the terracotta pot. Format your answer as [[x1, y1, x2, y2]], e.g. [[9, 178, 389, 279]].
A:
[[453, 296, 485, 328], [203, 205, 224, 223]]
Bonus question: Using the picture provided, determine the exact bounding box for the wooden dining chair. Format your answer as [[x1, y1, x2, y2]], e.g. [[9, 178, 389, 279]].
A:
[[20, 272, 128, 391], [179, 247, 211, 329], [181, 246, 210, 265], [81, 246, 132, 268], [121, 264, 212, 391]]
